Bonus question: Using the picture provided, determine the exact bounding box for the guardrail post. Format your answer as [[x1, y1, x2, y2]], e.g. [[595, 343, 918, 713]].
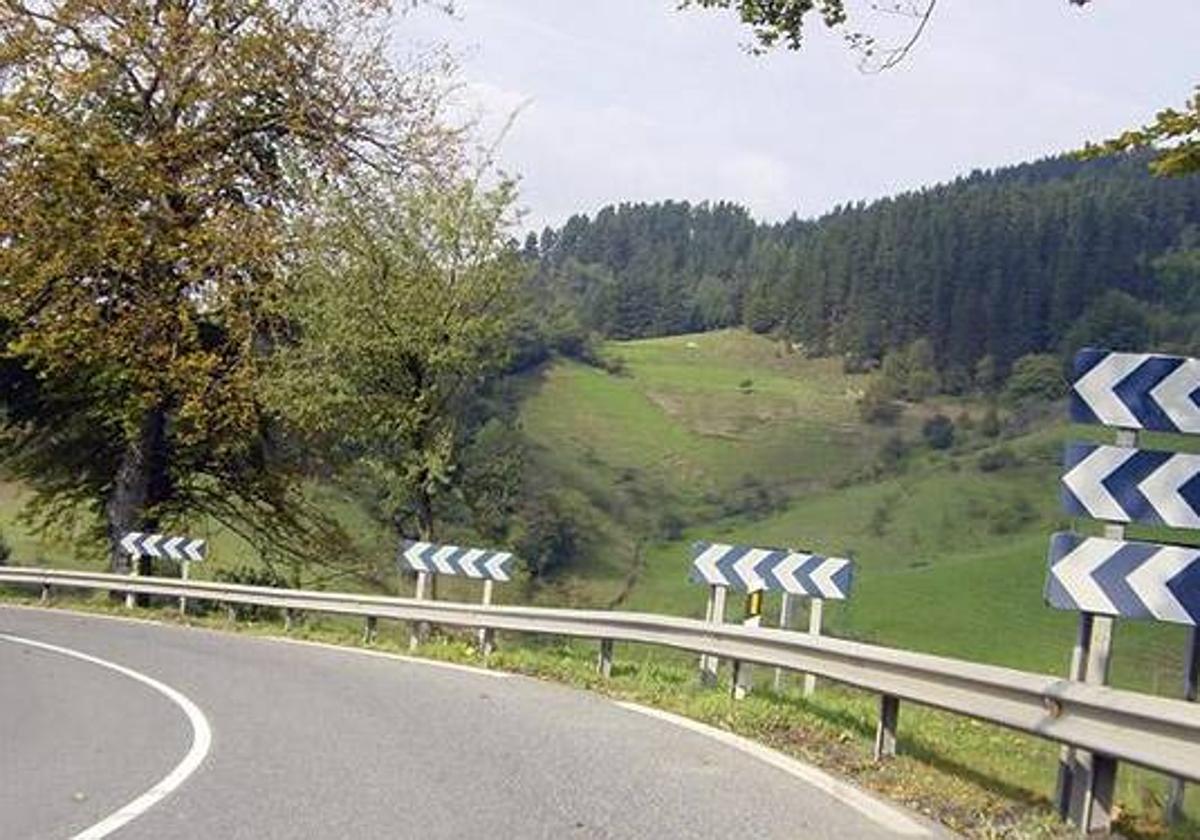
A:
[[40, 582, 50, 604], [803, 597, 825, 698], [733, 590, 763, 700], [362, 616, 377, 645], [699, 584, 726, 685], [874, 694, 899, 760], [284, 608, 294, 633], [598, 638, 614, 679], [178, 559, 190, 616], [773, 593, 794, 690], [125, 562, 138, 610], [478, 578, 495, 656], [1166, 626, 1198, 825]]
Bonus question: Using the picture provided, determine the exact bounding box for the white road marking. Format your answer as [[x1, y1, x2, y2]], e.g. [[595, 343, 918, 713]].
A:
[[0, 603, 512, 679], [615, 701, 933, 837], [261, 635, 513, 679], [0, 633, 213, 840]]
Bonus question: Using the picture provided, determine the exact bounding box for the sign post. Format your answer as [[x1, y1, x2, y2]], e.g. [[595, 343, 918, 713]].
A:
[[1050, 348, 1200, 832], [700, 582, 727, 685], [1166, 627, 1199, 824], [803, 597, 825, 697], [772, 593, 794, 690], [732, 590, 763, 699], [119, 532, 206, 614], [689, 541, 853, 694], [399, 541, 515, 652]]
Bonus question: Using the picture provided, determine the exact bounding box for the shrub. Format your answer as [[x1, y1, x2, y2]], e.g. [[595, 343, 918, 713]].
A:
[[867, 502, 892, 537], [922, 414, 955, 450], [978, 447, 1021, 473], [719, 476, 787, 520], [987, 495, 1038, 535], [843, 354, 879, 375], [877, 434, 909, 472], [516, 497, 580, 578], [974, 355, 1000, 394], [658, 512, 685, 541], [879, 338, 940, 400], [738, 378, 754, 393], [979, 404, 1002, 438], [859, 380, 903, 425], [1006, 354, 1066, 403], [0, 530, 10, 566], [602, 354, 629, 377]]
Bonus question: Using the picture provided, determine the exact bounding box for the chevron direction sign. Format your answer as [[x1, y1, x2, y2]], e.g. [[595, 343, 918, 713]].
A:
[[1071, 349, 1200, 434], [690, 541, 853, 599], [119, 532, 206, 562], [400, 540, 514, 582], [1045, 532, 1200, 626], [1062, 443, 1200, 529]]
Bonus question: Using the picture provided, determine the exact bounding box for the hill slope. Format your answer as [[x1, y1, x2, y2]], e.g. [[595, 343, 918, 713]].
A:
[[519, 330, 1193, 693]]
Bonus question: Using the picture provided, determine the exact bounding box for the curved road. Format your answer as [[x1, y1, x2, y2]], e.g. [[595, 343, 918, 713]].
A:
[[0, 606, 941, 839]]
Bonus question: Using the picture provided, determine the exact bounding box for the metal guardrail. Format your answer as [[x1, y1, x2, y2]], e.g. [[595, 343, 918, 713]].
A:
[[3, 566, 1199, 784]]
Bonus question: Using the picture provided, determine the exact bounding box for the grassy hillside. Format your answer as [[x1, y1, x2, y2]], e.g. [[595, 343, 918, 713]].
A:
[[519, 330, 1195, 697]]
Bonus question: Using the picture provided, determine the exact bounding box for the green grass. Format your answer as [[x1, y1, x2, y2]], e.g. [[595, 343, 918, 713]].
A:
[[520, 331, 885, 513]]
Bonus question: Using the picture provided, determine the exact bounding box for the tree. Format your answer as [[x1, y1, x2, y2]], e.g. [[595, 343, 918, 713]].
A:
[[1062, 290, 1155, 355], [680, 0, 847, 52], [265, 168, 522, 541], [1084, 89, 1200, 177], [0, 0, 451, 572], [858, 379, 903, 425], [1006, 354, 1066, 403], [921, 414, 955, 450], [1152, 234, 1200, 309]]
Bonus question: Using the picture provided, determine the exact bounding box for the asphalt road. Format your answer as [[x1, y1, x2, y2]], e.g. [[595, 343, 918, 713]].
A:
[[0, 606, 941, 839]]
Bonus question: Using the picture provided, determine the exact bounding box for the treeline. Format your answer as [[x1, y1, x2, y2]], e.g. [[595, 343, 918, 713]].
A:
[[528, 153, 1200, 385]]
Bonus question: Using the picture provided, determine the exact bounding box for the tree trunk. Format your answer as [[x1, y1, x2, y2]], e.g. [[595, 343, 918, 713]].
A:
[[105, 408, 166, 575]]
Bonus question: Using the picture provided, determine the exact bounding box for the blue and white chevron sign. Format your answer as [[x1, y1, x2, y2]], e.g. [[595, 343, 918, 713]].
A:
[[1062, 443, 1200, 529], [119, 531, 206, 562], [1071, 349, 1200, 434], [1045, 532, 1200, 626], [400, 540, 514, 582], [690, 542, 853, 599]]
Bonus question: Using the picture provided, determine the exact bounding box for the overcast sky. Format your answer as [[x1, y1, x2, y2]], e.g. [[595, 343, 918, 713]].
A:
[[402, 1, 1200, 231]]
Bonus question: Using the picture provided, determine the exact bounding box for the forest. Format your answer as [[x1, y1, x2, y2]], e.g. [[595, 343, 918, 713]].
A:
[[530, 153, 1200, 388]]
